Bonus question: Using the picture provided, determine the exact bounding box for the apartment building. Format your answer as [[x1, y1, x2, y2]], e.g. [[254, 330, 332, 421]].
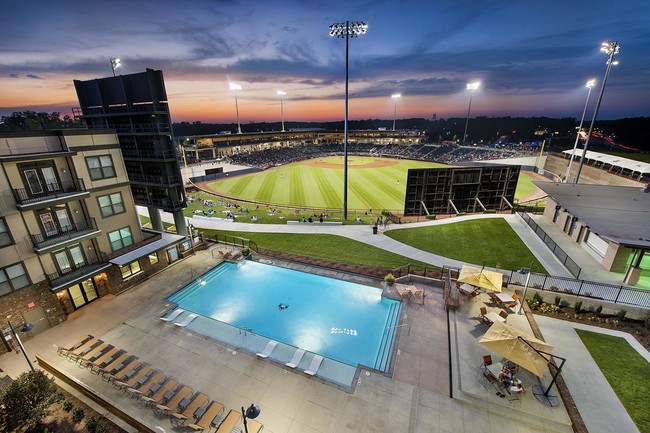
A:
[[0, 130, 184, 350]]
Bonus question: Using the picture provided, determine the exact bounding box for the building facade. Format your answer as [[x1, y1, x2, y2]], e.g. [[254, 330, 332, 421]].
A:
[[0, 130, 184, 351]]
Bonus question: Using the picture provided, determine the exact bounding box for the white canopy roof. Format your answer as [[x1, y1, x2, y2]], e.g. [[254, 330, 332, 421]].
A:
[[563, 149, 650, 178]]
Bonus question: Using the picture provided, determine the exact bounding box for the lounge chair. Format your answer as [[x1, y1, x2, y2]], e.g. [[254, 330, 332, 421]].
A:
[[174, 313, 198, 327], [305, 355, 323, 376], [114, 365, 152, 390], [77, 343, 112, 367], [67, 337, 101, 361], [410, 284, 424, 304], [285, 348, 305, 368], [140, 379, 178, 406], [86, 347, 121, 370], [213, 410, 241, 432], [57, 334, 93, 356], [172, 392, 209, 425], [155, 385, 193, 415], [187, 401, 225, 432], [92, 351, 129, 375], [106, 359, 142, 383], [395, 284, 411, 300], [161, 308, 184, 322], [128, 371, 165, 398], [256, 340, 278, 358], [246, 419, 264, 433]]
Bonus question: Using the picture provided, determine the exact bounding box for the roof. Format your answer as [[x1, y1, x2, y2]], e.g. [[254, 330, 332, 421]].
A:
[[562, 149, 650, 177], [535, 182, 650, 249], [110, 231, 185, 266]]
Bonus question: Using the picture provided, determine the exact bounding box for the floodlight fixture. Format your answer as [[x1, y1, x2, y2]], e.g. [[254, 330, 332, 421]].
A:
[[229, 82, 243, 134], [391, 93, 401, 131], [564, 79, 596, 183], [110, 58, 121, 76], [277, 90, 287, 132], [462, 81, 480, 145]]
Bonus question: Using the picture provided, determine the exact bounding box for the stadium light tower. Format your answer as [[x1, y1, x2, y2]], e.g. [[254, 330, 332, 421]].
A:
[[462, 81, 480, 145], [110, 58, 121, 76], [229, 82, 243, 134], [391, 93, 401, 131], [564, 79, 596, 183], [574, 41, 620, 184], [277, 90, 287, 132], [329, 20, 368, 221]]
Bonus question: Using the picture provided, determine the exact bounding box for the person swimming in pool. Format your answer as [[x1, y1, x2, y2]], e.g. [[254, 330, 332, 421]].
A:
[[278, 303, 289, 311]]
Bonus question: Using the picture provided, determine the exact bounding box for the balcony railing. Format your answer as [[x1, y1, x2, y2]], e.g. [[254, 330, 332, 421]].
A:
[[73, 103, 169, 117], [121, 148, 177, 160], [46, 252, 109, 290], [127, 174, 181, 186], [31, 218, 99, 251], [13, 179, 87, 208], [86, 123, 171, 134], [132, 196, 186, 212]]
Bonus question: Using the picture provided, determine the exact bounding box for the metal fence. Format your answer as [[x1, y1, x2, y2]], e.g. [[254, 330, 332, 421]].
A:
[[518, 212, 582, 278]]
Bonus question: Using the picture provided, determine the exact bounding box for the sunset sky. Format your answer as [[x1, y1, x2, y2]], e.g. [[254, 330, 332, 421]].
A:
[[1, 0, 649, 123]]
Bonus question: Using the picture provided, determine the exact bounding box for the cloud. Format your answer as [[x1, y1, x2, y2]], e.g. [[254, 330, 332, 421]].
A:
[[9, 74, 19, 78], [26, 74, 43, 79]]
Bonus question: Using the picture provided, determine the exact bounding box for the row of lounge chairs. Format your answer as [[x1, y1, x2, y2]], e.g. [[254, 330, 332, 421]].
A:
[[256, 340, 323, 375], [160, 308, 198, 327], [56, 334, 263, 432]]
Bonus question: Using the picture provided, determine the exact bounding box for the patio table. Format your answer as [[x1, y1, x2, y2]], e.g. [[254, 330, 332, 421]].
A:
[[485, 311, 506, 324], [495, 292, 514, 304]]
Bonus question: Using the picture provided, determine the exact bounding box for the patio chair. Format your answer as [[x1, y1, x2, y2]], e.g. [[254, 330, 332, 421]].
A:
[[171, 392, 209, 425], [256, 340, 278, 358], [187, 401, 225, 432], [480, 307, 492, 326], [56, 334, 93, 357], [114, 365, 152, 391], [410, 285, 424, 304], [127, 370, 165, 398], [213, 410, 241, 433], [285, 348, 305, 368], [106, 359, 142, 383], [155, 385, 193, 415], [92, 351, 130, 376], [140, 379, 179, 406], [305, 355, 324, 376], [67, 337, 101, 362], [174, 313, 198, 327], [86, 347, 121, 371], [505, 293, 519, 309], [161, 308, 184, 322], [395, 284, 412, 300], [499, 310, 508, 321], [77, 343, 112, 367]]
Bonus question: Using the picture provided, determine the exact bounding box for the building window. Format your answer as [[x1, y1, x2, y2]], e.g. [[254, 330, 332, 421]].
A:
[[0, 218, 13, 247], [86, 155, 116, 180], [98, 192, 125, 217], [108, 227, 133, 251], [0, 262, 30, 296], [149, 252, 159, 265], [120, 260, 141, 279], [53, 245, 86, 274]]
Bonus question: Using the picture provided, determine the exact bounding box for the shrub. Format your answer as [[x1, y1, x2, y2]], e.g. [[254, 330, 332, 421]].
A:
[[72, 408, 85, 423], [483, 209, 497, 214], [554, 296, 561, 306], [85, 416, 98, 433], [241, 247, 250, 256], [527, 298, 540, 310], [539, 302, 561, 314], [595, 305, 603, 317], [616, 309, 627, 320], [384, 273, 396, 286], [425, 215, 436, 220], [532, 292, 542, 303], [63, 400, 73, 412], [574, 301, 583, 313]]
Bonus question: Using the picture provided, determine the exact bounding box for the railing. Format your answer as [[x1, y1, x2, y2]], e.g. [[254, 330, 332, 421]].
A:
[[518, 212, 582, 278], [46, 252, 109, 288], [132, 196, 185, 211], [121, 148, 177, 160], [13, 179, 87, 206], [127, 174, 181, 185], [204, 234, 259, 252], [73, 103, 170, 117], [30, 218, 98, 249], [391, 263, 443, 279]]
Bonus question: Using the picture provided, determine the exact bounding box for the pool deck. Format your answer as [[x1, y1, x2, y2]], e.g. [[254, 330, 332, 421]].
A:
[[0, 241, 642, 432]]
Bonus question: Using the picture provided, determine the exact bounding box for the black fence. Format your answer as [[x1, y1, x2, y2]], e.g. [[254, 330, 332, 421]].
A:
[[518, 212, 582, 278], [204, 233, 259, 252]]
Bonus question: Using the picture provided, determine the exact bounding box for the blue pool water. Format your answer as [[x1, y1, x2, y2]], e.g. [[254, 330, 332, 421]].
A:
[[168, 261, 401, 370]]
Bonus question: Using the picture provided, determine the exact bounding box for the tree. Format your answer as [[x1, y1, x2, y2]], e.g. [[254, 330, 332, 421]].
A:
[[0, 110, 79, 132], [0, 370, 59, 432]]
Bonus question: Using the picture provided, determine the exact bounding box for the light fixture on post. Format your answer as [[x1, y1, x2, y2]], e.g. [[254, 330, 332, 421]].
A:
[[391, 93, 401, 131], [229, 82, 243, 134], [7, 321, 35, 371], [329, 20, 368, 221], [241, 403, 261, 433], [564, 79, 596, 183], [277, 90, 287, 132], [462, 81, 480, 145], [110, 58, 121, 77], [574, 41, 620, 184], [516, 263, 533, 315]]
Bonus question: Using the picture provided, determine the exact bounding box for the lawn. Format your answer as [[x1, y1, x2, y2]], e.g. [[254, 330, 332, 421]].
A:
[[200, 229, 433, 269], [515, 171, 538, 199], [576, 329, 650, 433], [384, 218, 547, 273]]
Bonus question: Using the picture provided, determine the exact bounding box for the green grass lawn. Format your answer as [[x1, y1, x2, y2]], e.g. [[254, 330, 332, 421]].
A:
[[576, 329, 650, 433], [384, 218, 547, 273], [515, 171, 538, 199], [201, 229, 433, 269]]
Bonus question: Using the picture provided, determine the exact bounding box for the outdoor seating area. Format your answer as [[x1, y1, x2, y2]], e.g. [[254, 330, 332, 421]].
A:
[[394, 282, 425, 304], [55, 334, 263, 432]]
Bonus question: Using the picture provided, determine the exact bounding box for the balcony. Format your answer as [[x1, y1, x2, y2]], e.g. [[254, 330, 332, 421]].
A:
[[73, 103, 169, 118], [121, 148, 177, 161], [31, 218, 101, 254], [46, 252, 111, 291], [13, 179, 89, 211], [127, 174, 182, 186], [86, 123, 171, 135], [132, 195, 186, 212]]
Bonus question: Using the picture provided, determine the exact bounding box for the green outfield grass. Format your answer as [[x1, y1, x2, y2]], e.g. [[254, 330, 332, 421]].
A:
[[515, 171, 537, 199], [207, 156, 444, 211]]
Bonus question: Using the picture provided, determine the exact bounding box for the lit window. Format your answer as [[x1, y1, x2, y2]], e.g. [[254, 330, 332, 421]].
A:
[[149, 252, 159, 265], [120, 261, 141, 279]]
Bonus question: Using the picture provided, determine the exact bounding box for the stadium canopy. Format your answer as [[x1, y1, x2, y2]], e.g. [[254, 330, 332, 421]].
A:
[[562, 149, 650, 180]]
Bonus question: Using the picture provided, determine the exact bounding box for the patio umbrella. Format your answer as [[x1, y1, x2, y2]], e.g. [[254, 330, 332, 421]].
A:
[[457, 265, 503, 293], [479, 321, 554, 377]]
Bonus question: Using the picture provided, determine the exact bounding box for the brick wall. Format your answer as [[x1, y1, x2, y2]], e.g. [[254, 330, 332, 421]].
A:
[[104, 249, 170, 295]]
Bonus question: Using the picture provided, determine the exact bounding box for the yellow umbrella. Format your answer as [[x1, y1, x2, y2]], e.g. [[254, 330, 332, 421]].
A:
[[457, 265, 503, 293], [479, 321, 554, 377]]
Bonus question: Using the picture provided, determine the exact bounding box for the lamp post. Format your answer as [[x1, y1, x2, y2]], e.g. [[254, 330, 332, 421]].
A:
[[574, 41, 620, 184], [329, 20, 368, 221], [564, 79, 596, 183], [110, 58, 121, 76], [277, 90, 286, 132], [229, 82, 243, 134], [462, 81, 480, 145], [516, 264, 533, 315], [391, 93, 401, 131], [7, 321, 35, 371], [241, 403, 261, 433]]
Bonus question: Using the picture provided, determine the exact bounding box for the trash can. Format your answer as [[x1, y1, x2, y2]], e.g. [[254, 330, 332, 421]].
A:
[[372, 225, 378, 234]]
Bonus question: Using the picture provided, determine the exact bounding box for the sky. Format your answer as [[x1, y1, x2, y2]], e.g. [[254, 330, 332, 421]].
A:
[[1, 0, 649, 124]]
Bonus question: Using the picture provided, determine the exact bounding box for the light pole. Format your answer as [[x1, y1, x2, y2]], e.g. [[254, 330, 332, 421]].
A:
[[574, 41, 620, 184], [229, 82, 243, 134], [7, 321, 35, 371], [110, 58, 121, 76], [462, 81, 480, 145], [391, 93, 401, 131], [516, 264, 533, 315], [564, 79, 596, 183], [241, 403, 261, 433], [277, 90, 286, 132], [329, 20, 368, 221]]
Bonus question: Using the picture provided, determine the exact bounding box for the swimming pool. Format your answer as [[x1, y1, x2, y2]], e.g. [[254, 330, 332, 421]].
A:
[[168, 260, 401, 371]]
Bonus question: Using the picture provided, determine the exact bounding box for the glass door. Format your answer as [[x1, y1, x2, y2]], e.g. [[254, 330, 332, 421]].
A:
[[42, 166, 59, 192], [24, 169, 43, 194], [66, 278, 99, 310], [39, 212, 58, 237], [55, 208, 72, 232]]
